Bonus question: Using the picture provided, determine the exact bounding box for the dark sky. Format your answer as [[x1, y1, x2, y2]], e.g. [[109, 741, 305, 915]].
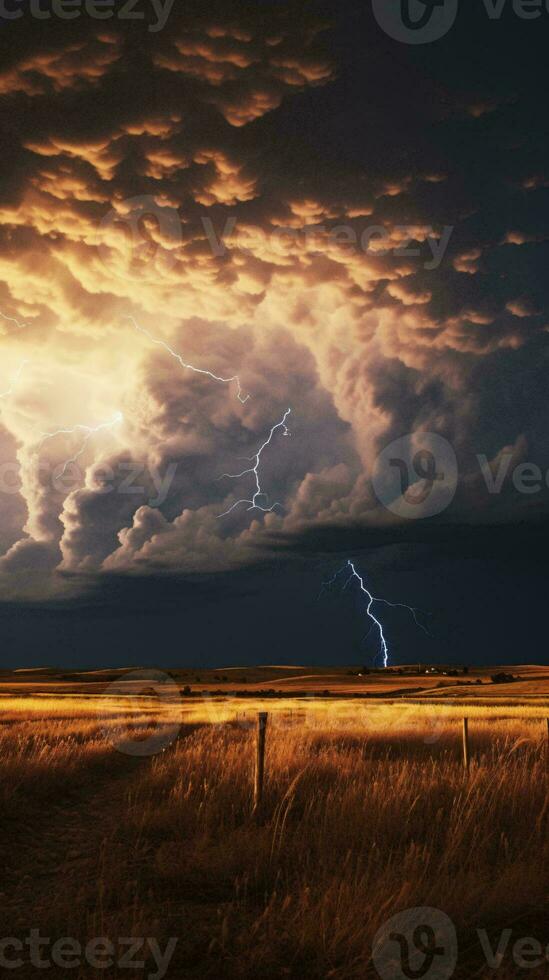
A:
[[3, 518, 548, 668], [0, 1, 548, 666]]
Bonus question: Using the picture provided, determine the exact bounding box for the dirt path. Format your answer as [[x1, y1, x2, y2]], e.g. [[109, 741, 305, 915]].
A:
[[0, 753, 147, 936]]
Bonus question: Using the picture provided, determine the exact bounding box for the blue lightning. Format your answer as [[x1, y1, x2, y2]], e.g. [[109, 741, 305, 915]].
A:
[[37, 411, 124, 476], [217, 408, 291, 517], [125, 315, 250, 404], [321, 560, 427, 668]]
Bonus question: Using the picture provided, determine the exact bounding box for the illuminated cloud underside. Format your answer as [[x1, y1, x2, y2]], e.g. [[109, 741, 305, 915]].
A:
[[0, 6, 546, 599]]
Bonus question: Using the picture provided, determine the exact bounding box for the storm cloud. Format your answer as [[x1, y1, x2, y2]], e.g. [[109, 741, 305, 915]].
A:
[[0, 0, 548, 623]]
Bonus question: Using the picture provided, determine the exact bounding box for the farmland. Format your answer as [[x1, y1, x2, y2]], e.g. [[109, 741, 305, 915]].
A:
[[0, 666, 547, 977]]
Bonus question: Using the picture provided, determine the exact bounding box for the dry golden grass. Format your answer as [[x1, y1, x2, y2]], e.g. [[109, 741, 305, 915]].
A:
[[0, 692, 547, 978]]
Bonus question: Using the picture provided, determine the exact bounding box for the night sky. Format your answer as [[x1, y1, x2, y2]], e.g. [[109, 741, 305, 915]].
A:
[[0, 0, 548, 667]]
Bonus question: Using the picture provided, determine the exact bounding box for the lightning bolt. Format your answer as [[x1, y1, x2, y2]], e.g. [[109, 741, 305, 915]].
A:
[[217, 408, 291, 517], [0, 360, 29, 400], [37, 411, 123, 477], [0, 311, 30, 332], [124, 315, 250, 404], [321, 559, 427, 668]]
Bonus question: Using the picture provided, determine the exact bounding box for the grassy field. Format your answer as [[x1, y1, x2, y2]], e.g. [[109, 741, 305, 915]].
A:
[[3, 662, 549, 696], [0, 668, 547, 978]]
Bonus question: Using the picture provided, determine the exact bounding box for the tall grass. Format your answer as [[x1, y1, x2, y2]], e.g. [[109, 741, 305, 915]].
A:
[[126, 717, 548, 977], [0, 698, 546, 977]]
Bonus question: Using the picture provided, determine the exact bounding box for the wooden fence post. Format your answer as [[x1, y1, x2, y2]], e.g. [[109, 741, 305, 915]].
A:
[[253, 712, 268, 810], [462, 717, 470, 771]]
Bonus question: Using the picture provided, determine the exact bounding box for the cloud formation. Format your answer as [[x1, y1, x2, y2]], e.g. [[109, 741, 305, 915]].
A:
[[0, 2, 548, 599]]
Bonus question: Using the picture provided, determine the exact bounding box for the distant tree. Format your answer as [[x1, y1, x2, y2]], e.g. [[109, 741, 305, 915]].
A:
[[491, 672, 516, 684]]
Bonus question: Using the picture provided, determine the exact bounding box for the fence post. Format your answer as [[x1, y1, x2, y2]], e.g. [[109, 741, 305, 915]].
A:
[[462, 717, 470, 771], [253, 712, 268, 811]]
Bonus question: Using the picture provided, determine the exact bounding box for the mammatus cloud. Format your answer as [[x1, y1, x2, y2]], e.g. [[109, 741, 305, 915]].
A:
[[0, 34, 122, 96], [0, 4, 548, 598]]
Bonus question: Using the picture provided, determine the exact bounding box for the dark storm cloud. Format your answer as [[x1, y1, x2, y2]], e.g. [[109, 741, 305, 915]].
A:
[[0, 0, 548, 665]]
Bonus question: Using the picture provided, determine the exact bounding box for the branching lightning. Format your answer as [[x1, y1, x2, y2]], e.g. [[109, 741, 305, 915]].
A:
[[125, 315, 250, 404], [321, 559, 427, 667], [217, 408, 291, 517], [0, 360, 29, 400], [37, 411, 123, 476]]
